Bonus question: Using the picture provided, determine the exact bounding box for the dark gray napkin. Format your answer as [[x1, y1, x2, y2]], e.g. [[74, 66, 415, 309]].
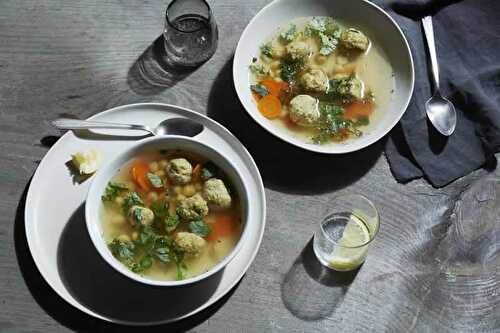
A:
[[380, 0, 500, 187]]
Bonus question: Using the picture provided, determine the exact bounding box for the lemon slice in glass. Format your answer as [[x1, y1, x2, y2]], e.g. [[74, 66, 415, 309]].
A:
[[328, 214, 371, 271]]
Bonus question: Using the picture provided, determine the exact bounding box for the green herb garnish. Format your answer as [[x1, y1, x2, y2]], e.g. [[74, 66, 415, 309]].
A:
[[164, 213, 180, 233], [122, 192, 144, 213], [250, 84, 269, 97], [101, 181, 129, 202], [147, 172, 163, 188], [280, 57, 304, 85], [201, 162, 218, 181], [280, 24, 297, 43], [189, 220, 212, 238], [305, 17, 341, 55], [260, 43, 273, 58]]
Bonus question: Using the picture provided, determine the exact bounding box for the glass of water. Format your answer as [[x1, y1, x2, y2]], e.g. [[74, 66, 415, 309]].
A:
[[313, 194, 379, 271], [163, 0, 218, 68]]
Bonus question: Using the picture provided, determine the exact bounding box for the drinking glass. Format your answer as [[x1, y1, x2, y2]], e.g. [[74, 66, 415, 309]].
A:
[[163, 0, 218, 68], [313, 194, 379, 271]]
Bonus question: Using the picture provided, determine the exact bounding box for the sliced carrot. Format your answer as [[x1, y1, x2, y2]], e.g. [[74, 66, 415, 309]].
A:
[[207, 215, 237, 241], [252, 91, 262, 102], [343, 100, 375, 119], [131, 161, 153, 192], [257, 94, 282, 119], [261, 79, 289, 97], [192, 163, 202, 182]]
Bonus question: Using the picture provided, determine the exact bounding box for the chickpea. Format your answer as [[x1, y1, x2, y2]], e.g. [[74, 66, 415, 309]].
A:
[[270, 60, 280, 70], [315, 54, 328, 64], [149, 161, 159, 172], [117, 234, 131, 242], [177, 194, 186, 201], [114, 196, 124, 205], [173, 186, 182, 194], [194, 183, 203, 191], [147, 192, 159, 202], [131, 231, 139, 241], [183, 184, 196, 197], [159, 159, 168, 168], [155, 170, 166, 177]]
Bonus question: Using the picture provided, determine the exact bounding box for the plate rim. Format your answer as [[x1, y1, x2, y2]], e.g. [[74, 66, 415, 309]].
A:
[[232, 0, 415, 154], [24, 102, 267, 325]]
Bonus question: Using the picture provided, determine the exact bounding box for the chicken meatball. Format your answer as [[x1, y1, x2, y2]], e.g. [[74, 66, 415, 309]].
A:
[[289, 95, 320, 127], [331, 74, 364, 99], [166, 158, 192, 185], [203, 178, 232, 209], [340, 29, 369, 52], [128, 205, 154, 226], [176, 193, 209, 221], [285, 41, 311, 60], [175, 232, 206, 255], [301, 69, 329, 92]]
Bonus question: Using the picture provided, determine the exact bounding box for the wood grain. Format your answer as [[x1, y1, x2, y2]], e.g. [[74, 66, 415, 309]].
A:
[[1, 0, 499, 332]]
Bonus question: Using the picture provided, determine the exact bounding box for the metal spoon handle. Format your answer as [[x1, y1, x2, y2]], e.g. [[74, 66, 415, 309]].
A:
[[422, 16, 440, 90], [51, 118, 153, 134]]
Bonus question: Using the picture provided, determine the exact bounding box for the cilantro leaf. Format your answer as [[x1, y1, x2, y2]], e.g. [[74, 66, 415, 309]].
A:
[[250, 84, 269, 97], [189, 220, 212, 238], [147, 173, 163, 188]]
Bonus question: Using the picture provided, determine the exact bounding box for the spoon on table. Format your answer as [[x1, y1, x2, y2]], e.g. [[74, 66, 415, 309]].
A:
[[421, 16, 457, 136], [51, 117, 204, 137]]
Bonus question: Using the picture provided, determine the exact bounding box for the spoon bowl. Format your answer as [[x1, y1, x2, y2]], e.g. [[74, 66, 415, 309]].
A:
[[425, 93, 457, 136]]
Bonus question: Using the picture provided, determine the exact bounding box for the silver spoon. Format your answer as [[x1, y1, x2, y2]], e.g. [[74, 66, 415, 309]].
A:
[[51, 117, 204, 137], [421, 16, 457, 136]]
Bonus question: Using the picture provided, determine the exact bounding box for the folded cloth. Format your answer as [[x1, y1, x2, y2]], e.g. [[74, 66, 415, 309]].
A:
[[380, 0, 500, 187]]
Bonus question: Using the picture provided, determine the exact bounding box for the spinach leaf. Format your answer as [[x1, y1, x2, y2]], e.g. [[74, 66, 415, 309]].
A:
[[250, 84, 269, 97], [164, 213, 180, 233], [260, 43, 273, 58], [280, 24, 297, 43], [102, 181, 129, 202], [280, 57, 304, 85], [189, 220, 212, 238], [201, 162, 218, 181], [132, 207, 144, 225], [147, 173, 163, 188]]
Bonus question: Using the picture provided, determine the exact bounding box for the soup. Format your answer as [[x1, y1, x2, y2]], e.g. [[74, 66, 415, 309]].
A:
[[249, 16, 395, 144], [100, 150, 242, 281]]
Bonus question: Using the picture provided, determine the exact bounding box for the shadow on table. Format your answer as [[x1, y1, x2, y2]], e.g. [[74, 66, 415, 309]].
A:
[[14, 181, 241, 332], [127, 35, 196, 96], [207, 58, 384, 195], [281, 238, 359, 321]]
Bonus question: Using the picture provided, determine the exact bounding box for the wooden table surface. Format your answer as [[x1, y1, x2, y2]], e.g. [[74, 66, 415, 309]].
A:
[[2, 0, 500, 332]]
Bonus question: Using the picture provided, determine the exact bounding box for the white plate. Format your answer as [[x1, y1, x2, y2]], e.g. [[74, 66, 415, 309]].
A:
[[24, 103, 266, 325], [233, 0, 414, 154]]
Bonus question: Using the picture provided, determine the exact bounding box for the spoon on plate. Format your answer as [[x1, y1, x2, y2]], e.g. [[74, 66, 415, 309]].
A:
[[51, 117, 204, 137], [421, 16, 457, 136]]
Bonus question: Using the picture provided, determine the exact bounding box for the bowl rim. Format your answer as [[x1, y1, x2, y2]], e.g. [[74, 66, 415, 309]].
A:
[[233, 0, 415, 154], [85, 135, 251, 287]]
